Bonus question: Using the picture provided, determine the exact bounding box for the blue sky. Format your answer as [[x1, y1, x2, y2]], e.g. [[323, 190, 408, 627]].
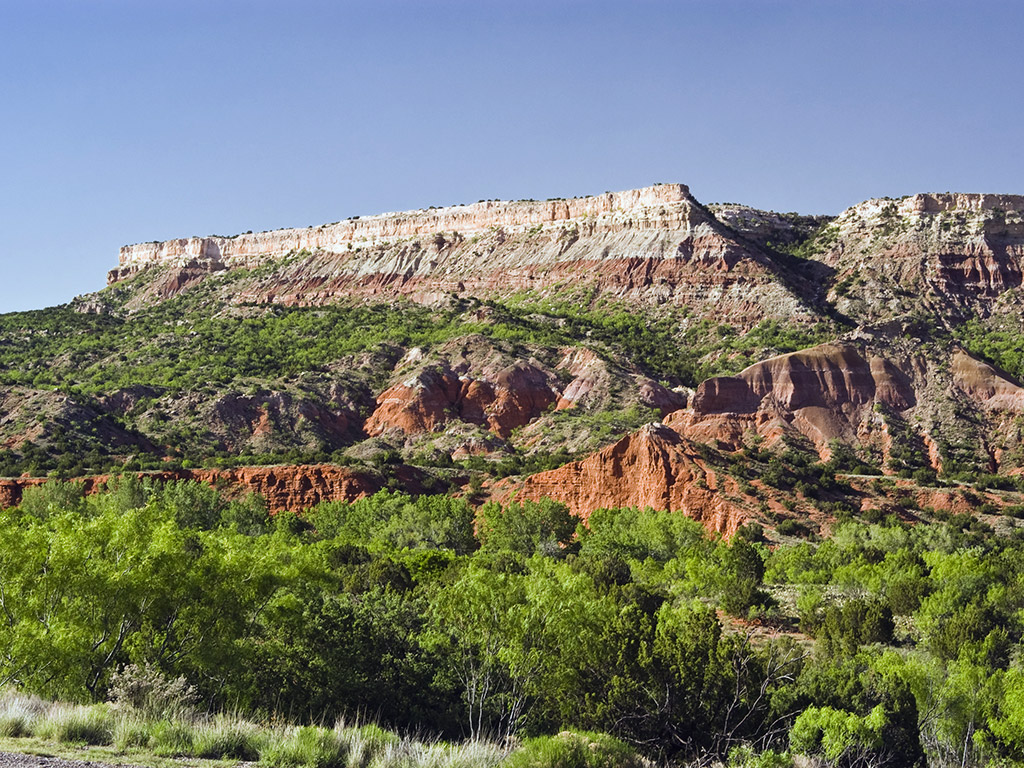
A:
[[2, 0, 1023, 311]]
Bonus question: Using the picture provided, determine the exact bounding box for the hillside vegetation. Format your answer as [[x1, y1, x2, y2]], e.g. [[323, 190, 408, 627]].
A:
[[2, 480, 1024, 767]]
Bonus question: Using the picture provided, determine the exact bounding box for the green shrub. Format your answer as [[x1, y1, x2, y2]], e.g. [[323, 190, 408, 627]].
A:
[[505, 731, 645, 768], [727, 744, 794, 768], [776, 518, 809, 537]]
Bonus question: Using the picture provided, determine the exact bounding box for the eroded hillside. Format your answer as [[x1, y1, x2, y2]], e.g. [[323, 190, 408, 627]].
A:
[[4, 182, 1024, 535]]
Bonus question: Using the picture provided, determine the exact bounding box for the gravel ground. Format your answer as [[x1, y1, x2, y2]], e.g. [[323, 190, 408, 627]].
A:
[[0, 754, 138, 768]]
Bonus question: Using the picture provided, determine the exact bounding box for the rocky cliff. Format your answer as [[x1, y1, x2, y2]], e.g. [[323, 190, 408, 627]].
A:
[[676, 343, 916, 457], [512, 339, 1024, 534], [115, 185, 692, 269], [107, 184, 818, 326], [819, 193, 1024, 324]]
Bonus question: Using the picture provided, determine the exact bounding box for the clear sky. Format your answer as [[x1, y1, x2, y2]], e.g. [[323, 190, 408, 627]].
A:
[[3, 0, 1023, 312]]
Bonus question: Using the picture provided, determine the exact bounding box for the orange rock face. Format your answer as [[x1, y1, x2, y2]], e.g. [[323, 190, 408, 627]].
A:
[[365, 363, 557, 440], [0, 464, 380, 513], [0, 477, 45, 508], [516, 423, 747, 536]]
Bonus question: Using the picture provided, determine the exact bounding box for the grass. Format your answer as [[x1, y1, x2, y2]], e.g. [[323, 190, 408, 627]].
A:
[[191, 716, 264, 761], [0, 691, 46, 738], [32, 703, 115, 745], [0, 689, 511, 768], [0, 689, 671, 768], [504, 731, 647, 768], [261, 726, 348, 768]]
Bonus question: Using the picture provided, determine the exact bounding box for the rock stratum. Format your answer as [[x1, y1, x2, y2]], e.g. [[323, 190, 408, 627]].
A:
[[513, 338, 1024, 532], [107, 184, 817, 325], [819, 192, 1024, 323]]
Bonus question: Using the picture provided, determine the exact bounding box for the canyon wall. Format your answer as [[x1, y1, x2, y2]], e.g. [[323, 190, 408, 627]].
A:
[[820, 192, 1024, 322], [115, 184, 692, 271], [107, 182, 817, 326]]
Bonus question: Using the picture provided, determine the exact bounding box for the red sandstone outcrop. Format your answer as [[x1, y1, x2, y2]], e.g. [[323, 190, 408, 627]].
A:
[[0, 477, 45, 508], [674, 344, 915, 455], [516, 423, 748, 536], [0, 464, 381, 512], [365, 362, 557, 440]]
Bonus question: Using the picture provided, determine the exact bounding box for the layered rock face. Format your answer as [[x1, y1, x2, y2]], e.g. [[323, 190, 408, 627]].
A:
[[115, 185, 692, 268], [820, 193, 1024, 323], [511, 342, 1024, 533], [516, 423, 747, 536], [676, 344, 916, 455], [108, 184, 817, 325], [951, 349, 1024, 413], [0, 464, 381, 512]]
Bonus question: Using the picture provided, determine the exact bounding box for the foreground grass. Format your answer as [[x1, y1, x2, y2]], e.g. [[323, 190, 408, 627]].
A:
[[0, 735, 241, 768], [0, 690, 656, 768]]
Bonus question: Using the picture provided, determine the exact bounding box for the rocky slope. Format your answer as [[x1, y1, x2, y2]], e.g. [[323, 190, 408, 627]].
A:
[[516, 423, 748, 536], [513, 339, 1024, 536]]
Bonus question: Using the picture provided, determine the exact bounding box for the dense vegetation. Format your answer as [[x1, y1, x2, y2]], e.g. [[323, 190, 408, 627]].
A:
[[958, 318, 1024, 382], [0, 277, 837, 477], [3, 479, 1024, 767], [2, 290, 835, 397]]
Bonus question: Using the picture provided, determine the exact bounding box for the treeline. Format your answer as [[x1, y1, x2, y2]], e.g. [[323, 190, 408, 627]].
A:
[[2, 481, 1024, 766]]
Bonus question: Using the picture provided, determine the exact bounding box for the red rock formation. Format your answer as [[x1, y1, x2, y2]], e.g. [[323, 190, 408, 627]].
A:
[[185, 464, 380, 511], [0, 477, 45, 508], [365, 370, 464, 436], [677, 344, 915, 454], [638, 379, 687, 416], [516, 423, 748, 536], [0, 464, 381, 512], [365, 363, 557, 440]]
